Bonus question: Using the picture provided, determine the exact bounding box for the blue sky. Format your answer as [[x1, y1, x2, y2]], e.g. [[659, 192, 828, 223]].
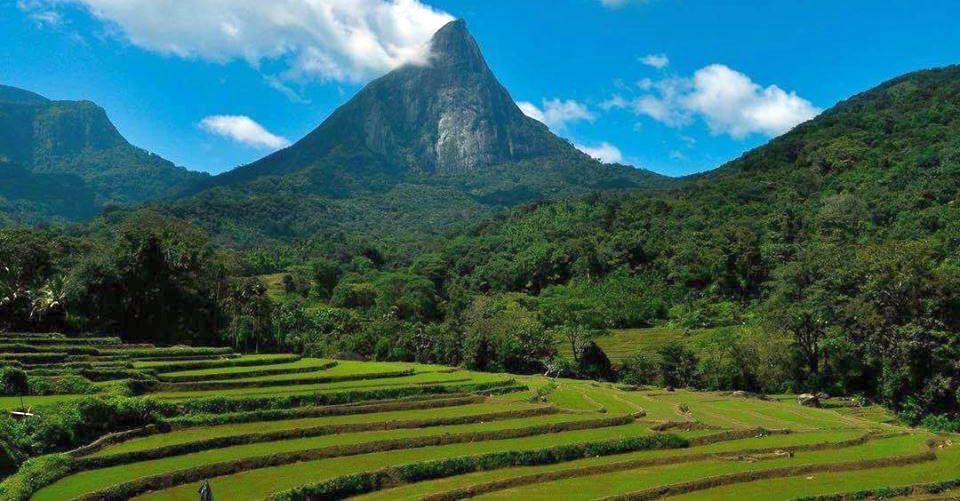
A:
[[4, 0, 960, 176]]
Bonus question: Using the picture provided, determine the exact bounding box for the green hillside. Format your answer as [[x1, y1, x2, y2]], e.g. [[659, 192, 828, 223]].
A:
[[0, 85, 207, 224], [431, 65, 960, 418], [0, 159, 98, 225]]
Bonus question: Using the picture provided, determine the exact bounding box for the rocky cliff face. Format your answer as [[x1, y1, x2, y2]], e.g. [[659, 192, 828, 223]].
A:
[[171, 20, 670, 244], [214, 20, 572, 185], [318, 18, 567, 175]]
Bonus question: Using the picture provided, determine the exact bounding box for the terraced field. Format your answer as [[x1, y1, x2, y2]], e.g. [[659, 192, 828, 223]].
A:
[[558, 327, 755, 363], [2, 333, 959, 500]]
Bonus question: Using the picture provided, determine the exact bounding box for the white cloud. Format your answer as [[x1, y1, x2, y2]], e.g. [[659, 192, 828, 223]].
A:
[[516, 102, 546, 123], [575, 142, 623, 164], [600, 94, 629, 111], [25, 0, 454, 83], [639, 53, 669, 69], [633, 94, 691, 127], [199, 115, 290, 150], [683, 64, 820, 137], [611, 64, 820, 138], [18, 1, 62, 25], [520, 99, 615, 164], [599, 0, 645, 7], [518, 98, 595, 130]]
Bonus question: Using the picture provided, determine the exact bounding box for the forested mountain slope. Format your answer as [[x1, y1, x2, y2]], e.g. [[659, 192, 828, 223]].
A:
[[445, 65, 960, 301], [435, 65, 960, 416], [0, 85, 207, 224]]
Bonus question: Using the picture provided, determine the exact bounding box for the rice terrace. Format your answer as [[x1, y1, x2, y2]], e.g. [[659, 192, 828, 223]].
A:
[[0, 332, 954, 500]]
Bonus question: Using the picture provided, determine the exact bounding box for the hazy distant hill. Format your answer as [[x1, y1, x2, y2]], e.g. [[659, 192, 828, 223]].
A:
[[0, 85, 206, 224]]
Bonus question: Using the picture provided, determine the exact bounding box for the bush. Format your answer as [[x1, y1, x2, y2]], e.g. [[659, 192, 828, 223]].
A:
[[461, 294, 555, 374], [619, 352, 660, 386], [0, 367, 29, 397], [0, 453, 73, 501], [0, 396, 171, 458], [576, 341, 615, 381], [920, 413, 960, 433], [331, 280, 378, 309], [27, 374, 97, 396]]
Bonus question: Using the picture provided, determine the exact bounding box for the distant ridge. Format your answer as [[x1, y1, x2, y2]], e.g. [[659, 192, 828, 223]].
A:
[[0, 85, 207, 224]]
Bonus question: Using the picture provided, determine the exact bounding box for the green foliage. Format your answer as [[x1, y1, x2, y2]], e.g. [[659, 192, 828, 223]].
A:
[[372, 272, 440, 322], [221, 277, 274, 352], [331, 278, 378, 309], [919, 413, 960, 433], [618, 352, 659, 386], [309, 258, 342, 300], [0, 367, 29, 398], [0, 453, 73, 501], [0, 396, 169, 461], [460, 294, 555, 374], [25, 375, 97, 396], [2, 210, 230, 345], [424, 65, 960, 416], [5, 66, 960, 424], [691, 327, 792, 393], [657, 341, 700, 388]]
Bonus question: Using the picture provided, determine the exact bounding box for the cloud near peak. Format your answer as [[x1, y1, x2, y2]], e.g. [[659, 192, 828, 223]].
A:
[[575, 142, 623, 164], [517, 98, 595, 130], [199, 115, 290, 150], [606, 64, 820, 138], [25, 0, 454, 83]]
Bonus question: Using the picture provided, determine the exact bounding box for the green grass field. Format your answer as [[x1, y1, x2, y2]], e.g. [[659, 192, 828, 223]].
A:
[[2, 334, 957, 501], [560, 326, 752, 362]]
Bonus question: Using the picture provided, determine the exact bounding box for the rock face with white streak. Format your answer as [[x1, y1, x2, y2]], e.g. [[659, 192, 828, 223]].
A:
[[188, 18, 670, 236], [341, 18, 564, 174], [213, 20, 586, 183]]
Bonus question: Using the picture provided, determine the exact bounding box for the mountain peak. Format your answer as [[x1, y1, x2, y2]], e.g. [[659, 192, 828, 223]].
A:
[[211, 17, 661, 188], [428, 19, 486, 72], [433, 18, 468, 38], [0, 84, 49, 105]]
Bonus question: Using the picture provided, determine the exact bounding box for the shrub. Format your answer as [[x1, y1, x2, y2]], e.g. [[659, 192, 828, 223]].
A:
[[0, 367, 29, 397], [619, 352, 660, 386], [27, 374, 97, 395], [658, 341, 699, 388], [0, 453, 73, 501], [920, 413, 960, 433], [576, 341, 615, 381]]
